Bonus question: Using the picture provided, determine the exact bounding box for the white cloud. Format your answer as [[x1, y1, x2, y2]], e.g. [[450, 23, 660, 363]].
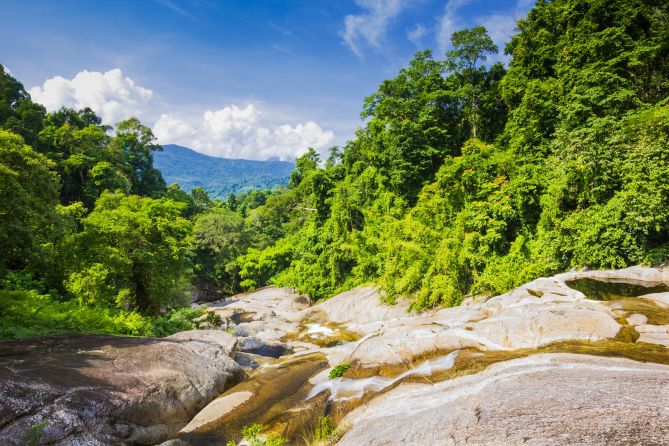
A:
[[153, 104, 334, 161], [29, 68, 335, 160], [342, 0, 406, 58], [28, 68, 153, 125], [407, 24, 427, 47], [152, 113, 196, 142]]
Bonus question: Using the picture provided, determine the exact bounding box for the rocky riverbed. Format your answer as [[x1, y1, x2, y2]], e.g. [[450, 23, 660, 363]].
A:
[[2, 266, 669, 445]]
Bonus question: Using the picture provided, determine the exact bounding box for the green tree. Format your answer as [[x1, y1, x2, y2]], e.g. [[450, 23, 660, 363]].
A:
[[67, 192, 192, 314], [0, 130, 59, 272], [446, 26, 499, 139], [113, 118, 166, 197], [192, 207, 251, 296], [0, 65, 46, 149], [289, 148, 320, 187]]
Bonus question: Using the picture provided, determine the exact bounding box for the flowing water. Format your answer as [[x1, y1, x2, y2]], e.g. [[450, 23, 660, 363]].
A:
[[306, 351, 460, 402]]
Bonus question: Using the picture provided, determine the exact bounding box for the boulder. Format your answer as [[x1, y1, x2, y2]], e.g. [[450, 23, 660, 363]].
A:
[[307, 287, 411, 335], [558, 265, 669, 283], [0, 331, 243, 445], [343, 278, 621, 372], [204, 287, 309, 345], [337, 354, 669, 446], [636, 324, 669, 347], [627, 313, 648, 325]]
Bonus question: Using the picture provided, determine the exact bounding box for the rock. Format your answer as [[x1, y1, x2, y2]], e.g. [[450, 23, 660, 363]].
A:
[[627, 313, 648, 325], [337, 354, 669, 446], [558, 265, 669, 284], [641, 292, 669, 308], [168, 329, 238, 356], [205, 287, 309, 347], [179, 390, 254, 433], [156, 267, 669, 444], [468, 300, 620, 348], [207, 287, 310, 324], [342, 277, 621, 372], [237, 337, 292, 358], [170, 353, 329, 445], [636, 324, 669, 334], [307, 287, 412, 335], [636, 324, 669, 346], [637, 332, 669, 347], [0, 331, 243, 445]]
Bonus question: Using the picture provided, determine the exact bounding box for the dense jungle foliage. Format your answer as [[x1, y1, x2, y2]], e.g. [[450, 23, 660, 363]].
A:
[[1, 0, 668, 338]]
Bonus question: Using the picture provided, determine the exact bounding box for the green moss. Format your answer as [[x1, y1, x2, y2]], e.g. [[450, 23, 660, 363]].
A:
[[614, 325, 640, 343], [329, 363, 351, 379], [280, 321, 359, 349], [613, 297, 669, 325]]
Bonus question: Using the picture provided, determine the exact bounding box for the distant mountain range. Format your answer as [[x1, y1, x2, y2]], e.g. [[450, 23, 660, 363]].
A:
[[153, 144, 294, 199]]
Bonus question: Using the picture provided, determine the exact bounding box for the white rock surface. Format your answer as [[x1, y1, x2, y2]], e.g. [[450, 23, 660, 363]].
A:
[[342, 277, 621, 370], [627, 313, 648, 325], [307, 286, 412, 334], [642, 292, 669, 308], [337, 354, 669, 446]]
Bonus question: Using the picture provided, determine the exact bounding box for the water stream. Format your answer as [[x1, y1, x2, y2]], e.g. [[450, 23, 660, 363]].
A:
[[306, 350, 460, 402]]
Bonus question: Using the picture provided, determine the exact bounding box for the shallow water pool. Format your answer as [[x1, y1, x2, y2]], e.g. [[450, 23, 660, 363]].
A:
[[565, 278, 669, 301]]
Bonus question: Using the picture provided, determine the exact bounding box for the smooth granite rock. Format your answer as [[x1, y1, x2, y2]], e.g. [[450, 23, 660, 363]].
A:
[[0, 330, 243, 445], [337, 354, 669, 446]]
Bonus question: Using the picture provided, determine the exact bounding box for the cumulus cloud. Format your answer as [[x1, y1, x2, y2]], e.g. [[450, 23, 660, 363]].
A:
[[28, 68, 153, 125], [152, 113, 196, 142], [153, 104, 334, 161], [29, 68, 334, 160], [341, 0, 406, 58]]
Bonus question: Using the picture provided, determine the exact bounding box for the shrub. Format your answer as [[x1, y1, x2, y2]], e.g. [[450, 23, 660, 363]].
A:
[[227, 423, 287, 446], [329, 363, 350, 379], [0, 290, 205, 339]]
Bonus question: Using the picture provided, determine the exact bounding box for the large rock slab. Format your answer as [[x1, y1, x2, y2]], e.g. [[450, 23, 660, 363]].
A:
[[204, 287, 310, 343], [0, 330, 243, 445], [558, 265, 669, 283], [307, 286, 412, 334], [343, 277, 622, 372], [337, 354, 669, 446]]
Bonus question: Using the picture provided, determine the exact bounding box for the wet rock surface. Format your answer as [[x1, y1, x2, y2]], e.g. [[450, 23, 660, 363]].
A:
[[0, 331, 243, 445], [160, 266, 669, 445], [4, 266, 669, 445], [337, 354, 669, 446]]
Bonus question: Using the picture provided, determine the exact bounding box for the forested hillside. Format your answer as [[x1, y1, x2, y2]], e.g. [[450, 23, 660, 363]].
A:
[[153, 144, 294, 198], [230, 0, 669, 306], [1, 0, 668, 339]]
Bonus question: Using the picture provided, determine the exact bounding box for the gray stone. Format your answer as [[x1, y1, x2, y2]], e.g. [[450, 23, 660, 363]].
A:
[[0, 330, 243, 445], [337, 354, 669, 446]]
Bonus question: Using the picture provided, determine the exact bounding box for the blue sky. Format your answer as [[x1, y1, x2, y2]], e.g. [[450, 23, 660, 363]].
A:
[[1, 0, 532, 159]]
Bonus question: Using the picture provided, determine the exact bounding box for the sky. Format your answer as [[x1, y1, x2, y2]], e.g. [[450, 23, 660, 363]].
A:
[[1, 0, 533, 160]]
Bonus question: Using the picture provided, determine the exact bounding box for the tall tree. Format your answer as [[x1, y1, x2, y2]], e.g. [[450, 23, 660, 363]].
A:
[[113, 118, 166, 197], [67, 192, 192, 314], [0, 130, 59, 272], [446, 26, 499, 138], [0, 65, 46, 149]]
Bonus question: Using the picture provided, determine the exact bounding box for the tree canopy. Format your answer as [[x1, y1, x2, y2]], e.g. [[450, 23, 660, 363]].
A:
[[1, 0, 668, 340]]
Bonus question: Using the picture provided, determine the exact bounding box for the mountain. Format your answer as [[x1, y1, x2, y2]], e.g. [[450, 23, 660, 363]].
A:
[[153, 144, 294, 198]]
